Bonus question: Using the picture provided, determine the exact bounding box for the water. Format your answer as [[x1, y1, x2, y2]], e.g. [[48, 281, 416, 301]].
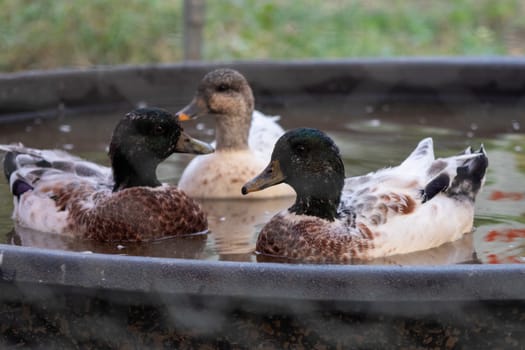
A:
[[0, 106, 523, 264]]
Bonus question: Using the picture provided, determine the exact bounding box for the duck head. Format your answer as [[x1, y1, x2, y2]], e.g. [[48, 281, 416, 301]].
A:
[[176, 68, 254, 150], [110, 107, 213, 191], [242, 128, 345, 221]]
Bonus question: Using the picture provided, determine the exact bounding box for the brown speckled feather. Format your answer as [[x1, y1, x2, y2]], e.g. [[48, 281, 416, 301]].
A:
[[256, 213, 374, 263], [2, 107, 213, 241], [250, 132, 489, 264], [19, 175, 207, 241], [67, 186, 207, 241]]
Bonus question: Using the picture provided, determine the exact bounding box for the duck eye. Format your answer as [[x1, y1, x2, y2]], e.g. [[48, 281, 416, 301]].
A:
[[153, 124, 165, 135], [295, 144, 307, 154], [216, 83, 229, 92]]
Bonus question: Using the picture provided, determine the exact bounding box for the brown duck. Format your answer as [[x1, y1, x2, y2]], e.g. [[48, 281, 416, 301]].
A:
[[1, 108, 213, 242], [242, 128, 488, 263], [175, 68, 294, 199]]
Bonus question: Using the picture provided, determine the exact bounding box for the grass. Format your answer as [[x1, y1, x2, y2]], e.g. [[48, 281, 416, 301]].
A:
[[1, 0, 524, 72]]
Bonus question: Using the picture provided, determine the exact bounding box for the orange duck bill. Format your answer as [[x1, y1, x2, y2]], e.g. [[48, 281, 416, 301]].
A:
[[176, 97, 205, 121]]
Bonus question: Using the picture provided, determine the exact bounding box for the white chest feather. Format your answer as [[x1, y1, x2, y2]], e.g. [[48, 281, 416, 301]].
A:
[[178, 149, 294, 199]]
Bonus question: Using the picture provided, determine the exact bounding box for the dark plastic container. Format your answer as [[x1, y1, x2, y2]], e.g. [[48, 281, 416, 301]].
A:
[[1, 59, 524, 348]]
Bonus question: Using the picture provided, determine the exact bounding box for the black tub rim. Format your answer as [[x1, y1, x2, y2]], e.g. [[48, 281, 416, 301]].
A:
[[2, 56, 525, 120], [1, 243, 525, 302], [2, 56, 525, 77]]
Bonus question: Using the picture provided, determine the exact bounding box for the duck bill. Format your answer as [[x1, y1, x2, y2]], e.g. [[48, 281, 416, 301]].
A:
[[242, 160, 286, 195], [174, 131, 214, 154], [176, 98, 204, 121]]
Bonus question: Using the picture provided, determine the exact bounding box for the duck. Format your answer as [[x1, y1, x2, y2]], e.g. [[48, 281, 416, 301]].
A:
[[242, 128, 489, 263], [175, 68, 294, 199], [1, 107, 214, 242]]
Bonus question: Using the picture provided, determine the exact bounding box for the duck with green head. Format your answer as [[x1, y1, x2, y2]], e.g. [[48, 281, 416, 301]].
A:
[[242, 128, 488, 263], [1, 108, 214, 242]]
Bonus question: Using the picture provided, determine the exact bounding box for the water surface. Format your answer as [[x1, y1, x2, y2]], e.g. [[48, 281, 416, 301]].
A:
[[0, 105, 523, 264]]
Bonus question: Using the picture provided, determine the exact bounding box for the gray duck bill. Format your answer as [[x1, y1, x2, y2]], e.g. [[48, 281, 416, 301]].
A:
[[175, 131, 214, 154], [242, 160, 286, 195]]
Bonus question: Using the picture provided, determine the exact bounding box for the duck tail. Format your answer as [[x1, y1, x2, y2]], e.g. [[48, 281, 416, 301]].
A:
[[400, 137, 435, 169], [1, 144, 24, 181], [1, 148, 36, 198], [0, 144, 52, 181], [447, 145, 489, 201], [3, 151, 18, 181]]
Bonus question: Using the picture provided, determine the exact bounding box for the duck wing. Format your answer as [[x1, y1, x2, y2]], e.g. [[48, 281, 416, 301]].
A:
[[1, 144, 113, 233], [340, 137, 440, 225], [341, 139, 488, 226], [248, 110, 285, 163], [1, 144, 112, 185]]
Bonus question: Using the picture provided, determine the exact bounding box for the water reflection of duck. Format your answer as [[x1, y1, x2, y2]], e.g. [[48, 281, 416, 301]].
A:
[[1, 108, 213, 242], [176, 68, 294, 199], [198, 197, 294, 261], [243, 128, 489, 263], [7, 224, 207, 259]]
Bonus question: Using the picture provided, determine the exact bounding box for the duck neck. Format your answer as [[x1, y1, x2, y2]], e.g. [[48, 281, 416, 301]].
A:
[[110, 150, 161, 191], [290, 192, 341, 221], [287, 163, 344, 221], [215, 109, 251, 151]]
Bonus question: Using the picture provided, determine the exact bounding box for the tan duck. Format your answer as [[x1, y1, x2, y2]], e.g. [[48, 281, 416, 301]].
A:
[[1, 108, 214, 242], [242, 128, 489, 263], [176, 68, 294, 199]]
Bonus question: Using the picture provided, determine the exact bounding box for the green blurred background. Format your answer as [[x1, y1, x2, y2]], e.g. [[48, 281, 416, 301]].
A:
[[1, 0, 524, 72]]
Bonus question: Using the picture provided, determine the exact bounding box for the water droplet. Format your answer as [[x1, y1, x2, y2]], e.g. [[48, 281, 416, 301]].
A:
[[365, 105, 375, 114], [59, 124, 71, 133], [515, 145, 522, 152], [117, 245, 125, 250], [470, 123, 478, 131], [466, 131, 474, 138], [136, 101, 148, 108], [205, 129, 215, 136], [25, 126, 32, 133], [219, 217, 226, 222], [196, 122, 206, 131], [368, 119, 381, 127], [63, 144, 74, 150], [511, 120, 520, 131]]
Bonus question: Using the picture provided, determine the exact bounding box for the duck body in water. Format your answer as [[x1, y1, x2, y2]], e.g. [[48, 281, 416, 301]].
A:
[[243, 128, 489, 263], [1, 108, 214, 242]]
